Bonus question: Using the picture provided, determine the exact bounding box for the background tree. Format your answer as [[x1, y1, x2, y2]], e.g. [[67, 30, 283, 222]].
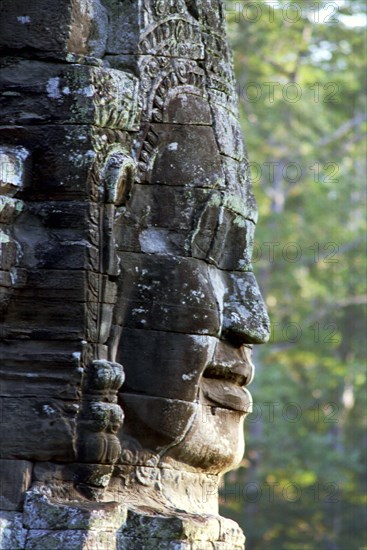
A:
[[221, 1, 367, 548]]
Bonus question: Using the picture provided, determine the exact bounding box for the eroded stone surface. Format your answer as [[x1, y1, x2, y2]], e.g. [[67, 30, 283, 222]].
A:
[[0, 60, 140, 129], [23, 488, 125, 530], [10, 488, 244, 549], [0, 461, 32, 511], [0, 512, 27, 549]]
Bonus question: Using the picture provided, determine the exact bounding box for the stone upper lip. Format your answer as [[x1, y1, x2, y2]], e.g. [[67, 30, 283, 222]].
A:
[[201, 346, 254, 413]]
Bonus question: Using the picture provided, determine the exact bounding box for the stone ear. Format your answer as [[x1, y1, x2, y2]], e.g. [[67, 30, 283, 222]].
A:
[[77, 359, 124, 468], [101, 152, 136, 206]]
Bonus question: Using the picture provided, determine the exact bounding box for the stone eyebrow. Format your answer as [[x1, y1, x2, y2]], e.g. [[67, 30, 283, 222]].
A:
[[224, 196, 258, 224], [209, 193, 258, 224]]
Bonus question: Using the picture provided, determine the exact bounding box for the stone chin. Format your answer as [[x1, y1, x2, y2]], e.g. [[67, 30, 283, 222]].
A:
[[168, 404, 247, 474], [119, 393, 247, 474]]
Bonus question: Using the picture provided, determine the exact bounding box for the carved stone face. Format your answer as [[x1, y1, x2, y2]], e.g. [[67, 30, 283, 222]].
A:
[[114, 94, 270, 474]]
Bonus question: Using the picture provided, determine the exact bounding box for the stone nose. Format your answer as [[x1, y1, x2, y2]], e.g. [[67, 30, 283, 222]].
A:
[[221, 271, 270, 345]]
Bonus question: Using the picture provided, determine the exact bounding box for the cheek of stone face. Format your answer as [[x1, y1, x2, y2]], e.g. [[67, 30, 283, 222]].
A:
[[118, 395, 245, 472], [117, 329, 217, 402], [118, 394, 199, 452], [115, 251, 221, 336]]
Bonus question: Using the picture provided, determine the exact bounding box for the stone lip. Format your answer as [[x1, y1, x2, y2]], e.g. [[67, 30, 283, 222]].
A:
[[201, 378, 253, 413]]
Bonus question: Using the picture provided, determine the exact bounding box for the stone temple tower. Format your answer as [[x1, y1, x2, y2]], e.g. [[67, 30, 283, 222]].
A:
[[0, 1, 269, 548]]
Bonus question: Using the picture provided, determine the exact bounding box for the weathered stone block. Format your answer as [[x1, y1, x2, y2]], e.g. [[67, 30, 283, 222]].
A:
[[106, 54, 210, 124], [23, 488, 125, 530], [0, 397, 78, 461], [2, 301, 114, 343], [114, 253, 220, 335], [25, 529, 116, 550], [115, 185, 221, 255], [0, 459, 32, 511], [18, 270, 116, 303], [0, 0, 108, 57], [12, 225, 96, 274], [136, 123, 224, 187], [25, 201, 98, 231], [0, 341, 84, 399], [33, 461, 114, 489], [2, 297, 88, 340], [0, 125, 130, 201], [222, 271, 271, 344], [211, 104, 246, 162], [0, 145, 31, 196], [119, 394, 198, 450], [118, 539, 191, 550], [105, 3, 204, 59], [117, 508, 244, 549], [218, 516, 246, 547], [124, 509, 184, 540], [0, 198, 24, 227], [0, 60, 140, 129], [0, 511, 27, 549], [190, 196, 255, 271], [196, 0, 228, 34], [0, 239, 17, 272], [219, 156, 257, 210]]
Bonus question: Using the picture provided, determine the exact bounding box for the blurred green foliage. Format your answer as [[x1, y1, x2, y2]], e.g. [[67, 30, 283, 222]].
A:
[[222, 1, 367, 548]]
